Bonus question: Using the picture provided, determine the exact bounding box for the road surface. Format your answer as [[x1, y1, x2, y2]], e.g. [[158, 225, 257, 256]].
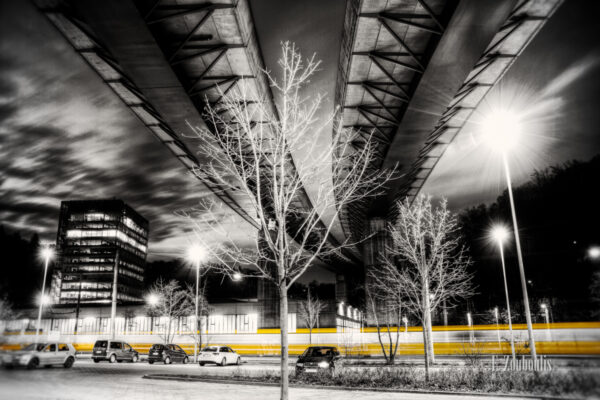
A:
[[0, 359, 542, 400]]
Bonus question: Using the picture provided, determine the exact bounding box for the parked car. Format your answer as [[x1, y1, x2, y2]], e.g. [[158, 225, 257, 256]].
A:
[[2, 342, 76, 369], [148, 344, 189, 365], [92, 340, 139, 363], [198, 346, 241, 366], [295, 346, 341, 374]]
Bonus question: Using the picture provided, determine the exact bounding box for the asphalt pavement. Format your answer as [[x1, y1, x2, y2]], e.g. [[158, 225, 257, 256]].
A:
[[0, 359, 543, 400]]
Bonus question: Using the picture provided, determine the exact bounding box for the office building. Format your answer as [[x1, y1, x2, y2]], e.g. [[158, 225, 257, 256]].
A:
[[51, 199, 149, 305]]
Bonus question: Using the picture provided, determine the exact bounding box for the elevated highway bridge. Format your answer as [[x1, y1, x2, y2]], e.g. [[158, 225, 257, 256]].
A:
[[35, 0, 562, 327]]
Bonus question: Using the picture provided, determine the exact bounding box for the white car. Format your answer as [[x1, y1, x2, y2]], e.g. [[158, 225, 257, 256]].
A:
[[198, 346, 241, 366], [2, 342, 77, 369]]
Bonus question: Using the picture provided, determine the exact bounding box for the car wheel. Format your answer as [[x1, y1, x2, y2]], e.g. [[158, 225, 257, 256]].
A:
[[109, 354, 117, 364], [148, 360, 154, 365], [27, 358, 39, 370], [64, 357, 74, 369], [220, 358, 226, 367], [132, 354, 139, 363], [93, 359, 100, 363], [236, 356, 241, 366], [199, 362, 205, 366], [164, 356, 171, 365], [183, 357, 189, 364]]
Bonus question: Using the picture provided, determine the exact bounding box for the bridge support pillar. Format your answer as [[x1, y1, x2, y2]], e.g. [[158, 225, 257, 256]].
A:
[[362, 218, 389, 324], [335, 274, 348, 305]]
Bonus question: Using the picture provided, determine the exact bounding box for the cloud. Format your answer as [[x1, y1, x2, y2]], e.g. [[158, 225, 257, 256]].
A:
[[0, 1, 257, 260]]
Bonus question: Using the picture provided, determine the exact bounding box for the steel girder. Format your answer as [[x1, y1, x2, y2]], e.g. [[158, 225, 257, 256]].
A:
[[335, 0, 457, 243], [397, 0, 564, 205]]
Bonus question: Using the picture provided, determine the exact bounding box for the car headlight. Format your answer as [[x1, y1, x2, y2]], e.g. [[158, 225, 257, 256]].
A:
[[296, 362, 304, 367], [318, 361, 329, 369]]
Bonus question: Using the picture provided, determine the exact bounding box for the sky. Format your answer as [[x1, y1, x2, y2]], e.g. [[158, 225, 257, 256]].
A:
[[1, 0, 600, 261]]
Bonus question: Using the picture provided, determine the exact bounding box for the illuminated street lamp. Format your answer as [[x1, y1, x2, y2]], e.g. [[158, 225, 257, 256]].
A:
[[187, 244, 208, 362], [232, 271, 243, 281], [541, 303, 551, 341], [490, 224, 516, 362], [146, 293, 160, 307], [35, 246, 53, 343], [588, 246, 600, 260], [467, 312, 474, 344], [482, 111, 537, 360]]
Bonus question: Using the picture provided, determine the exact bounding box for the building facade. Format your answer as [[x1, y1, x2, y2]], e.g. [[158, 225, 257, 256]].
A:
[[50, 199, 149, 305]]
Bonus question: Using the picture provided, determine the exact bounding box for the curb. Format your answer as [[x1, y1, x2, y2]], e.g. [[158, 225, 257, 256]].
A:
[[142, 374, 583, 400]]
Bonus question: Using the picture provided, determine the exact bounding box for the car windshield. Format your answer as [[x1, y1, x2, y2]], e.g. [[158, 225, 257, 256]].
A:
[[22, 343, 45, 352], [202, 346, 218, 352], [302, 347, 336, 357], [94, 340, 108, 349]]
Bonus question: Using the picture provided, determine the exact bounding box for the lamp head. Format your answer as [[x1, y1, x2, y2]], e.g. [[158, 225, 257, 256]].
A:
[[41, 247, 53, 261], [481, 109, 521, 152], [146, 293, 160, 307], [490, 225, 510, 245], [187, 244, 207, 264]]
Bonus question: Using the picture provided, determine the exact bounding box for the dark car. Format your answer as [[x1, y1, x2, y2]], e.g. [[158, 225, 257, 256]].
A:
[[295, 346, 341, 374], [92, 340, 139, 363], [148, 344, 189, 365]]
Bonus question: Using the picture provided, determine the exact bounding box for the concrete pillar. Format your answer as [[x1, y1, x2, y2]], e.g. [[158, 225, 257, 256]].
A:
[[362, 218, 389, 325], [335, 274, 348, 304]]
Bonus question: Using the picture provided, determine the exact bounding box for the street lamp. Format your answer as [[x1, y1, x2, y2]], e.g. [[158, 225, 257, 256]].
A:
[[187, 244, 208, 362], [467, 312, 474, 344], [35, 246, 53, 343], [490, 224, 516, 362], [146, 293, 160, 307], [232, 272, 242, 281], [588, 246, 600, 260], [541, 303, 551, 341], [482, 110, 537, 360]]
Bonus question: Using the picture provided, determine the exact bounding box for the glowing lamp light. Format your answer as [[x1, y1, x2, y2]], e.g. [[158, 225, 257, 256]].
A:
[[146, 293, 160, 307], [588, 246, 600, 260], [480, 110, 522, 152], [491, 225, 510, 245], [232, 272, 242, 281], [540, 304, 547, 310], [38, 294, 51, 306], [41, 247, 53, 261], [187, 245, 207, 264]]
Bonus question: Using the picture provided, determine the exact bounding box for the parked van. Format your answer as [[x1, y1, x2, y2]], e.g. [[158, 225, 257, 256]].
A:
[[92, 340, 139, 363]]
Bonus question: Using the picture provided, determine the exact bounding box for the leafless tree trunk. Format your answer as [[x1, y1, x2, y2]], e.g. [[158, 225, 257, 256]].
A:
[[298, 287, 326, 344], [365, 285, 401, 364], [185, 42, 394, 400], [145, 279, 193, 344], [370, 195, 474, 381]]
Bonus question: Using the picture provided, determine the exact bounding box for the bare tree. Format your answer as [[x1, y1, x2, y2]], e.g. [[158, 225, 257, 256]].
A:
[[370, 195, 473, 380], [0, 296, 15, 320], [145, 279, 193, 344], [297, 287, 326, 344], [365, 284, 402, 364], [186, 42, 394, 400], [182, 280, 209, 358]]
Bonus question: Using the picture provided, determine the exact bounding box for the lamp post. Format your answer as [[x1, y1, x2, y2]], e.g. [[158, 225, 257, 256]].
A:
[[188, 245, 207, 363], [494, 307, 501, 349], [491, 225, 516, 361], [467, 312, 474, 344], [541, 304, 551, 341], [482, 111, 537, 360], [35, 247, 53, 344]]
